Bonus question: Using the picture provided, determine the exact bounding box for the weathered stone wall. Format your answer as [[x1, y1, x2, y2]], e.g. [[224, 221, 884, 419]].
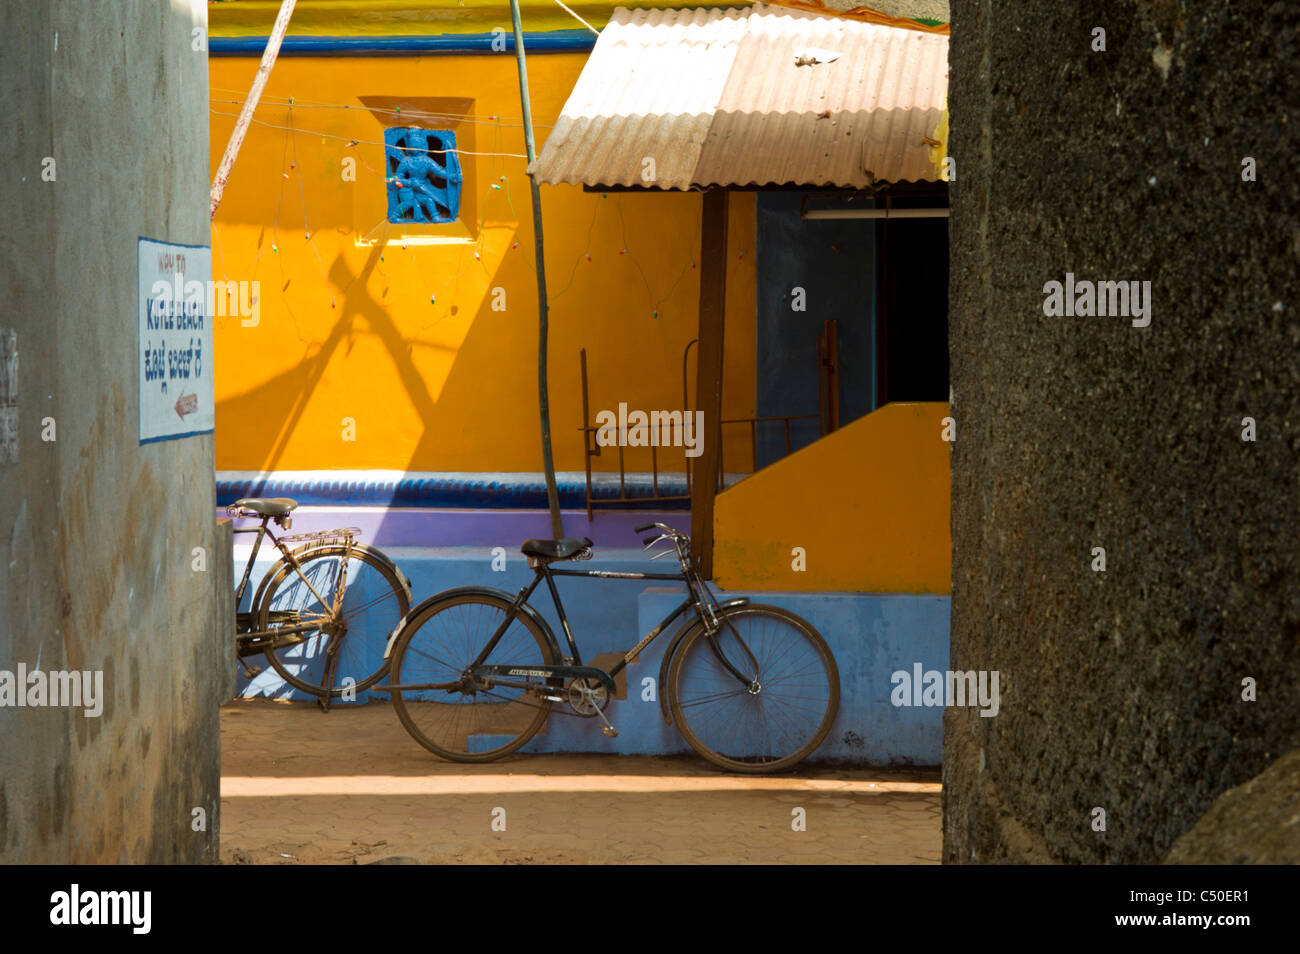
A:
[[0, 0, 231, 863], [945, 1, 1300, 862]]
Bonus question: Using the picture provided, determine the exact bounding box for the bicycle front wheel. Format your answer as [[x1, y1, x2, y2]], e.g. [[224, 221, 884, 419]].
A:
[[388, 592, 556, 762], [257, 544, 411, 698], [668, 604, 839, 773]]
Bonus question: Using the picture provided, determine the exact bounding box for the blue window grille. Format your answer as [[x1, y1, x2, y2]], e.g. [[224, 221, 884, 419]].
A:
[[384, 128, 462, 223]]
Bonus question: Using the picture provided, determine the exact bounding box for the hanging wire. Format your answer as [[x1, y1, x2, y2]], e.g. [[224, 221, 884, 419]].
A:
[[209, 90, 556, 130], [552, 0, 601, 35], [213, 102, 715, 335], [209, 107, 530, 159]]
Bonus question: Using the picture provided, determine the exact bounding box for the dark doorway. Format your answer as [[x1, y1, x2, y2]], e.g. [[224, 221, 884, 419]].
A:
[[876, 213, 950, 405]]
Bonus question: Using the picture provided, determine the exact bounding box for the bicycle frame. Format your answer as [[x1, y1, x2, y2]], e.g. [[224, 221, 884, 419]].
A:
[[438, 556, 756, 696], [231, 515, 347, 652], [381, 524, 837, 769]]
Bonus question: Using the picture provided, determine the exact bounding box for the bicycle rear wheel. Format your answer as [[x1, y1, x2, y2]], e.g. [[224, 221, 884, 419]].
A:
[[388, 592, 555, 762], [668, 604, 839, 773], [257, 544, 410, 698]]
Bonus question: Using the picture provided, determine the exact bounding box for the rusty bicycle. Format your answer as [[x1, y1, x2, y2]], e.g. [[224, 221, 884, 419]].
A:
[[229, 497, 412, 710]]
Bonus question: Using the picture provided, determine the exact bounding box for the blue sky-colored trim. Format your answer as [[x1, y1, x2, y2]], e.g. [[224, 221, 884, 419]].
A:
[[209, 31, 596, 56], [141, 428, 214, 445], [209, 471, 748, 510]]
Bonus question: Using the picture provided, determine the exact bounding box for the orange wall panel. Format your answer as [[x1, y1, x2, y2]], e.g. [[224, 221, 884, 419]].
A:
[[210, 53, 756, 473], [713, 402, 952, 593]]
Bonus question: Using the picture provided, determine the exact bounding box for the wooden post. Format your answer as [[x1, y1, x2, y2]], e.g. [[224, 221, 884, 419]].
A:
[[875, 203, 891, 408], [691, 188, 729, 579], [210, 0, 297, 219], [822, 319, 840, 433]]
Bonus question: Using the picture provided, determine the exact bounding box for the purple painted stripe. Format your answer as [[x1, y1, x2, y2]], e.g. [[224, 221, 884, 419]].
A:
[[218, 507, 692, 549]]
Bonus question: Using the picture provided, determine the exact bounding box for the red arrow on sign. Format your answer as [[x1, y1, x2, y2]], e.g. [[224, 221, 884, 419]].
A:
[[174, 392, 198, 419]]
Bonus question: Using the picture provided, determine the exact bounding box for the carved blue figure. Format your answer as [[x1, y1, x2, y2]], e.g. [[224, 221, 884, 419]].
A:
[[384, 128, 462, 224]]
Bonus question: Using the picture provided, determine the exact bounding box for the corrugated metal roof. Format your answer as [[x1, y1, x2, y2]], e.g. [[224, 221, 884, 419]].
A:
[[530, 3, 949, 189], [699, 5, 948, 185], [531, 7, 749, 189]]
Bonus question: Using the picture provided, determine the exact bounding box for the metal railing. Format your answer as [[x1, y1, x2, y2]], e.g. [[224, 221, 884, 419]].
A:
[[577, 338, 834, 519]]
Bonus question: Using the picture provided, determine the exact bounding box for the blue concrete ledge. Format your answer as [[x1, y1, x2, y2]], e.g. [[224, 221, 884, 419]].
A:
[[235, 543, 949, 766], [520, 586, 949, 766]]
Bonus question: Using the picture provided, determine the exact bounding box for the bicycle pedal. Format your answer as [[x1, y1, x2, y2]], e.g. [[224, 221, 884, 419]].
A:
[[241, 665, 263, 679], [601, 725, 618, 738]]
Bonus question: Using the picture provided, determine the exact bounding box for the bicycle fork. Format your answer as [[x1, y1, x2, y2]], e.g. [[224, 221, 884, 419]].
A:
[[234, 519, 272, 680], [687, 570, 762, 692]]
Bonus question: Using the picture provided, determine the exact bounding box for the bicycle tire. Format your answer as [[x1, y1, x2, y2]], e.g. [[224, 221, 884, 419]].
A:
[[668, 604, 839, 773], [256, 543, 411, 698], [388, 591, 555, 762]]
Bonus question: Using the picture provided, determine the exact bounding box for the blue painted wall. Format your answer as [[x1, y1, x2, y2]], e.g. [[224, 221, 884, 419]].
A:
[[754, 192, 877, 469], [236, 543, 949, 765], [525, 585, 949, 765]]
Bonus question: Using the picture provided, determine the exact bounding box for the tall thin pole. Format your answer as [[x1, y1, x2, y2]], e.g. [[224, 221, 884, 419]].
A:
[[690, 188, 729, 579], [210, 0, 297, 219], [509, 0, 564, 538]]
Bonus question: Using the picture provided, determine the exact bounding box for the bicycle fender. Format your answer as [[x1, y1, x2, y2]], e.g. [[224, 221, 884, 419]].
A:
[[382, 585, 563, 662], [347, 543, 414, 602], [655, 597, 750, 726], [250, 541, 414, 619]]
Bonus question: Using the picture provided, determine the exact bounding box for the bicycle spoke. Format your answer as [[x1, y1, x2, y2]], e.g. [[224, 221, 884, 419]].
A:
[[389, 595, 554, 761], [671, 607, 838, 772], [257, 547, 407, 699]]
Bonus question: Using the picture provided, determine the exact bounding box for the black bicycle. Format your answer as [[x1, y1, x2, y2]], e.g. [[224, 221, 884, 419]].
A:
[[381, 522, 839, 773]]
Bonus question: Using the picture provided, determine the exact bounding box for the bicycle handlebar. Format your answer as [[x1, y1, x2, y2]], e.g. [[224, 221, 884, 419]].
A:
[[636, 521, 685, 537], [636, 523, 692, 566], [634, 522, 686, 545]]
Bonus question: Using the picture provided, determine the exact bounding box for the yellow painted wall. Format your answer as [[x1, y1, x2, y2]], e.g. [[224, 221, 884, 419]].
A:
[[712, 402, 951, 594], [209, 52, 757, 473], [209, 1, 733, 37]]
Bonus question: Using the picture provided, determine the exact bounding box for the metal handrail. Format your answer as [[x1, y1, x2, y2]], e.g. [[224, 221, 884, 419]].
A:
[[578, 335, 832, 515]]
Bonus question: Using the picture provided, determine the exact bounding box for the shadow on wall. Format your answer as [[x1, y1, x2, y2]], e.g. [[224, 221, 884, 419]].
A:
[[216, 240, 452, 477]]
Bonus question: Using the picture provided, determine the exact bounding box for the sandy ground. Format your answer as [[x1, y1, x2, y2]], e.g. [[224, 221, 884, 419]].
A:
[[221, 698, 942, 864]]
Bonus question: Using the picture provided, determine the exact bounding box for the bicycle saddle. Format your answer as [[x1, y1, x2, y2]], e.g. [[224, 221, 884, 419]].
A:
[[233, 497, 298, 516], [520, 537, 593, 561]]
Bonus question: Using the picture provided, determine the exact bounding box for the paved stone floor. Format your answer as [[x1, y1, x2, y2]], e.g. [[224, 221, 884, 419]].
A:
[[220, 699, 942, 864]]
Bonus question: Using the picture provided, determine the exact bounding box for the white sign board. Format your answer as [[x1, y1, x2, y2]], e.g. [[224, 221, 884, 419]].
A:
[[138, 238, 214, 443]]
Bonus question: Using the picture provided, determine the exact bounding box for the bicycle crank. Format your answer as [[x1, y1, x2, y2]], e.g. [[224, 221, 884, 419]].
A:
[[565, 677, 618, 738]]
